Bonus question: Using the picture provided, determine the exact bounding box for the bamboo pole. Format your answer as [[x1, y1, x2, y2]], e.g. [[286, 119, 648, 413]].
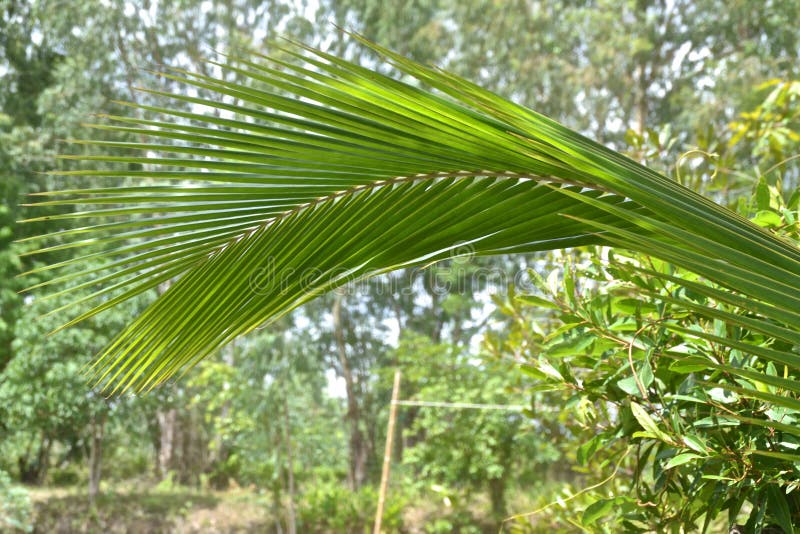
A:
[[373, 370, 401, 534]]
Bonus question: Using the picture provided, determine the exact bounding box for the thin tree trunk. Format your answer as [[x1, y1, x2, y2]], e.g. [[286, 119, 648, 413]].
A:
[[272, 489, 284, 534], [636, 60, 648, 137], [88, 411, 106, 505], [282, 393, 297, 534], [18, 432, 48, 484], [21, 434, 52, 485], [422, 270, 444, 343], [272, 424, 284, 534], [153, 282, 178, 482], [332, 293, 367, 489], [173, 412, 186, 484], [157, 408, 177, 479], [634, 3, 650, 138], [183, 408, 205, 487], [488, 477, 507, 519]]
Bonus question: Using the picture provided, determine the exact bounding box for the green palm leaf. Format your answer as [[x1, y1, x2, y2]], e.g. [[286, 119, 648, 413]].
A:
[[24, 35, 800, 395]]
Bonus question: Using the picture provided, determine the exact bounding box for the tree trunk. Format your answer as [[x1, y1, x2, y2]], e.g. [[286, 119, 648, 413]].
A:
[[156, 407, 202, 486], [282, 393, 297, 534], [88, 411, 106, 505], [634, 2, 650, 138], [157, 408, 177, 480], [271, 425, 284, 534], [422, 270, 444, 343], [488, 477, 507, 519], [636, 60, 648, 137], [272, 486, 284, 534], [182, 407, 204, 487], [332, 293, 368, 489], [18, 433, 50, 485]]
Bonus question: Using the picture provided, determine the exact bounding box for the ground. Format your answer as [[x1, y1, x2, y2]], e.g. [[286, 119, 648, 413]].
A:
[[28, 485, 272, 534]]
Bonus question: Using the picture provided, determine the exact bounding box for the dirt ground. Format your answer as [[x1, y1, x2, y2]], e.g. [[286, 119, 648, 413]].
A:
[[28, 486, 272, 534]]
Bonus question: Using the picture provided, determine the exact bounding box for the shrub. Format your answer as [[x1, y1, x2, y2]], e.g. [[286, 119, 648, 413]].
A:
[[49, 465, 82, 486], [298, 481, 404, 533], [0, 469, 32, 533]]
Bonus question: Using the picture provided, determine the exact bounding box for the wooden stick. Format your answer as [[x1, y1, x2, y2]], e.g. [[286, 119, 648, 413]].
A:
[[374, 370, 401, 534]]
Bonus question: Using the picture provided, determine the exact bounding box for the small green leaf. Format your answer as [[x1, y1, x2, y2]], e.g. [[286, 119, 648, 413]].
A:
[[693, 416, 740, 428], [515, 294, 560, 310], [617, 376, 643, 396], [630, 402, 672, 443], [765, 485, 794, 534], [669, 357, 711, 374], [536, 360, 564, 382], [519, 364, 548, 381], [664, 452, 702, 469], [639, 359, 654, 389], [577, 435, 602, 466], [682, 434, 709, 454], [752, 210, 783, 228], [582, 496, 635, 525]]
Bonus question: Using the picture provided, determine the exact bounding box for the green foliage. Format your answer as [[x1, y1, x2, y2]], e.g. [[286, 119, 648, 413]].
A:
[[484, 87, 800, 529], [422, 508, 485, 534], [0, 469, 32, 533], [297, 480, 405, 533], [730, 80, 800, 173], [182, 330, 348, 491], [324, 0, 800, 146], [49, 465, 82, 487], [0, 270, 152, 482], [492, 246, 800, 530], [396, 334, 558, 517]]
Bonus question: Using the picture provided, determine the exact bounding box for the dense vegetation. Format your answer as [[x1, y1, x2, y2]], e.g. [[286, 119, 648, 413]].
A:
[[2, 1, 800, 532]]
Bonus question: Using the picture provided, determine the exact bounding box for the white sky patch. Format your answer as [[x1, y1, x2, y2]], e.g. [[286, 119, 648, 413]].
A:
[[294, 313, 311, 330], [325, 368, 346, 398], [671, 41, 692, 72], [253, 27, 268, 43], [301, 0, 319, 21], [382, 317, 399, 347]]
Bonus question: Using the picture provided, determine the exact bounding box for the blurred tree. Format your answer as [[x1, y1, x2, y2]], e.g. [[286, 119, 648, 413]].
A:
[[396, 333, 558, 518], [322, 0, 800, 145], [0, 267, 152, 495], [185, 324, 346, 532], [0, 0, 317, 489]]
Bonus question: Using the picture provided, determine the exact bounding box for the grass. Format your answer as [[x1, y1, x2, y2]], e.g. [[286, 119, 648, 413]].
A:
[[27, 484, 272, 533], [22, 478, 592, 533]]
